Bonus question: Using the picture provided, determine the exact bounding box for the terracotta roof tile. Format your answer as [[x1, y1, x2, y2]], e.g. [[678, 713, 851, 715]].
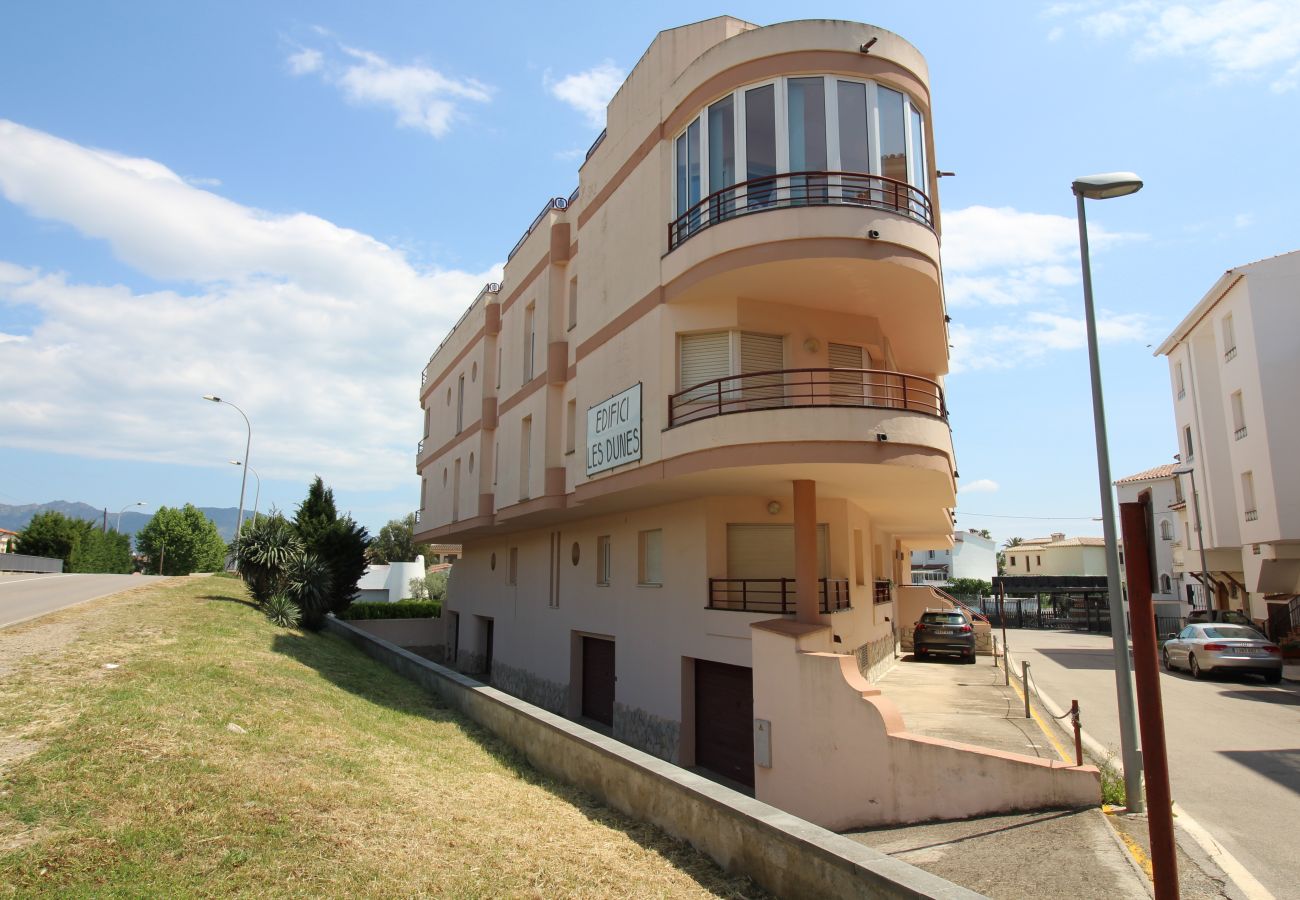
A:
[[1115, 463, 1180, 485]]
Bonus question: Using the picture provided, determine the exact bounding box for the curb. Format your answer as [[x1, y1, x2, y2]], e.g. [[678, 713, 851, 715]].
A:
[[1000, 644, 1275, 900]]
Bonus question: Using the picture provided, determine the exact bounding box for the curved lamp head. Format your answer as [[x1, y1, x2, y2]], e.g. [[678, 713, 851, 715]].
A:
[[1072, 172, 1143, 199], [202, 394, 221, 403], [228, 459, 242, 466]]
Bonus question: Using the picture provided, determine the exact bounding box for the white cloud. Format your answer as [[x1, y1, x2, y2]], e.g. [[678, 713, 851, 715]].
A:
[[0, 119, 499, 491], [959, 479, 1001, 493], [1048, 1, 1300, 91], [1233, 212, 1255, 228], [949, 309, 1153, 372], [942, 205, 1141, 307], [546, 61, 625, 128], [286, 47, 323, 76], [287, 42, 491, 138]]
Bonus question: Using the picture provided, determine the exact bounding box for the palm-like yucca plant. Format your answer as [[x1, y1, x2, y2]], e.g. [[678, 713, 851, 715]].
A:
[[231, 514, 303, 607], [285, 550, 333, 630], [263, 593, 302, 628]]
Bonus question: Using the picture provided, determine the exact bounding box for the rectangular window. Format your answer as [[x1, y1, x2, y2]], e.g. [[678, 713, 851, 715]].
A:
[[493, 440, 499, 486], [597, 535, 611, 585], [829, 341, 866, 404], [836, 80, 870, 175], [496, 347, 502, 389], [1184, 425, 1195, 460], [1174, 475, 1184, 503], [523, 304, 536, 381], [1009, 555, 1016, 567], [908, 106, 928, 191], [1175, 361, 1186, 399], [928, 550, 935, 559], [452, 458, 461, 522], [507, 546, 518, 586], [1231, 390, 1246, 439], [456, 374, 465, 434], [877, 85, 907, 185], [1242, 471, 1257, 521], [854, 529, 865, 586], [567, 278, 578, 331], [1222, 314, 1236, 361], [519, 416, 532, 501], [638, 529, 663, 586], [707, 94, 736, 220], [565, 398, 577, 454], [745, 83, 777, 207], [787, 77, 827, 201], [677, 330, 731, 411], [548, 531, 560, 608], [739, 331, 783, 403], [675, 119, 701, 234]]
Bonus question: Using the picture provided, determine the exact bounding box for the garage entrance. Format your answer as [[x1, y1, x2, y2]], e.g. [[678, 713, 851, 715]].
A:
[[581, 636, 615, 727], [694, 659, 754, 787]]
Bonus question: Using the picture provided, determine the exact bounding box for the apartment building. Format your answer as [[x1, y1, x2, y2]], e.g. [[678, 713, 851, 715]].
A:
[[1115, 464, 1185, 619], [911, 529, 996, 585], [1155, 250, 1300, 637], [1003, 534, 1110, 576], [409, 18, 1098, 826]]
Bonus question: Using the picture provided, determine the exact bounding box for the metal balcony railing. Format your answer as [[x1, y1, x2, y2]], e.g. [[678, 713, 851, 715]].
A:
[[707, 578, 851, 614], [668, 170, 933, 250], [668, 367, 946, 428]]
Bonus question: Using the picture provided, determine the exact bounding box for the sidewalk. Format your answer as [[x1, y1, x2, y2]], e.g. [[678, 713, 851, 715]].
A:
[[843, 653, 1238, 899]]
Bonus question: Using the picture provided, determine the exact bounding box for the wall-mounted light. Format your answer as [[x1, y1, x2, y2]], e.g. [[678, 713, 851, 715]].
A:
[[803, 337, 821, 354], [767, 501, 782, 515], [876, 433, 889, 442]]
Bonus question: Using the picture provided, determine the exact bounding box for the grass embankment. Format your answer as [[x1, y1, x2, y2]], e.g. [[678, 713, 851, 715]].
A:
[[0, 578, 759, 898]]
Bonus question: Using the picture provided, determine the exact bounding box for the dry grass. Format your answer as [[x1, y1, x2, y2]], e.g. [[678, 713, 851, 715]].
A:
[[0, 578, 763, 898]]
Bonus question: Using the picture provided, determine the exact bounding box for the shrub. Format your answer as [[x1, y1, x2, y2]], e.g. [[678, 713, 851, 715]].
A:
[[947, 578, 992, 597], [407, 571, 448, 603], [339, 600, 442, 621], [264, 594, 302, 629]]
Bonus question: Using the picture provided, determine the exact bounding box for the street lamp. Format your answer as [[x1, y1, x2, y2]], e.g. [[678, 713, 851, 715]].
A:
[[1072, 171, 1144, 813], [1172, 466, 1211, 609], [229, 460, 261, 526], [116, 501, 145, 532], [203, 395, 251, 540]]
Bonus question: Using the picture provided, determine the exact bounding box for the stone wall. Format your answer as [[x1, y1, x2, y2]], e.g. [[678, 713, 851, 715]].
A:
[[613, 702, 680, 763], [492, 659, 568, 715], [854, 630, 897, 684]]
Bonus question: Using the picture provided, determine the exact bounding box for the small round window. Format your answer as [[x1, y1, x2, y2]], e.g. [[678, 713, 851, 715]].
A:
[[471, 361, 478, 382], [571, 542, 581, 566]]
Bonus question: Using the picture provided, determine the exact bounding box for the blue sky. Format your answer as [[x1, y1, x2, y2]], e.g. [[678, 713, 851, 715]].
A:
[[1, 1, 1297, 543]]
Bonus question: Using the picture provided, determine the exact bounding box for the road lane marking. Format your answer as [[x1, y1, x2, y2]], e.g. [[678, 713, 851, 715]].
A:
[[0, 573, 63, 586]]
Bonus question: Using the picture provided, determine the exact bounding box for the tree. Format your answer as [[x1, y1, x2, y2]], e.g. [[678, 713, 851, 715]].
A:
[[947, 578, 992, 597], [407, 570, 448, 602], [975, 529, 993, 540], [368, 513, 430, 565], [1003, 536, 1024, 548], [14, 511, 81, 567], [135, 504, 226, 575], [292, 477, 369, 622]]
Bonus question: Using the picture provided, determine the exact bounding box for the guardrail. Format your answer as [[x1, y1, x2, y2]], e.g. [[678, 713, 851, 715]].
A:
[[0, 553, 63, 574], [668, 170, 932, 250], [669, 367, 946, 427]]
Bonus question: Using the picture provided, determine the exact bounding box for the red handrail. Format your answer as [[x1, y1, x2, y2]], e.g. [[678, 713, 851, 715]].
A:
[[668, 169, 932, 250], [668, 367, 947, 427]]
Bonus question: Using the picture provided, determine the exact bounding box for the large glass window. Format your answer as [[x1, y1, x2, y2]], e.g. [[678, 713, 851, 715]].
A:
[[671, 75, 930, 246]]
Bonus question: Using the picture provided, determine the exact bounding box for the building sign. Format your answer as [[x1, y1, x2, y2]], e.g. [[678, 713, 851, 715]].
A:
[[586, 383, 642, 476]]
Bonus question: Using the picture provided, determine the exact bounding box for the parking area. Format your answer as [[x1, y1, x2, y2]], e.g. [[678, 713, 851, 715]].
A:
[[874, 653, 1064, 760]]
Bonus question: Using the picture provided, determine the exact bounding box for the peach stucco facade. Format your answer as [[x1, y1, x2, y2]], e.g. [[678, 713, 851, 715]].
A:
[[413, 17, 1096, 825]]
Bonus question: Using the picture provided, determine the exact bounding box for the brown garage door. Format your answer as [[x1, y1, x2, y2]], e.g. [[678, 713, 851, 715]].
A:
[[695, 659, 753, 787], [581, 637, 615, 727]]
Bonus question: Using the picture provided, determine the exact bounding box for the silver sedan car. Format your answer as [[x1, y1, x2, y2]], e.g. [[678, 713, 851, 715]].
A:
[[1162, 623, 1283, 683]]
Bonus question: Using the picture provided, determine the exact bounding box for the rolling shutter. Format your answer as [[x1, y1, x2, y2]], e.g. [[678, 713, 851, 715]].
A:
[[726, 524, 828, 579], [739, 332, 783, 404], [679, 332, 731, 406], [828, 342, 865, 404]]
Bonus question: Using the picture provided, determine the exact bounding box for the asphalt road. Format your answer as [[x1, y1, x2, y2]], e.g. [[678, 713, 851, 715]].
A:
[[0, 572, 162, 629], [1004, 627, 1299, 899]]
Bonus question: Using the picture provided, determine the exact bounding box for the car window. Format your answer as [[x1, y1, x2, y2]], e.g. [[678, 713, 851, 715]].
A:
[[920, 613, 964, 625], [1178, 626, 1197, 639], [1202, 625, 1263, 640]]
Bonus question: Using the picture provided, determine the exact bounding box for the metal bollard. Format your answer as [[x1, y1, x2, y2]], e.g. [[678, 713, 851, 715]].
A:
[[1023, 661, 1031, 718], [1071, 700, 1083, 767]]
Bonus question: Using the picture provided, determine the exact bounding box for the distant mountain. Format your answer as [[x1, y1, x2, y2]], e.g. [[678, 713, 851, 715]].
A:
[[0, 501, 245, 543]]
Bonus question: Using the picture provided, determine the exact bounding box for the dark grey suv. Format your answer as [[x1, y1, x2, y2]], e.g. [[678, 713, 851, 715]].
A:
[[914, 610, 976, 662]]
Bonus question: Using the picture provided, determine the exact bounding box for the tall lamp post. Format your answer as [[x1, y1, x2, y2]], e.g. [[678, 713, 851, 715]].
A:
[[1173, 465, 1212, 609], [1073, 172, 1144, 813], [116, 501, 145, 532], [230, 460, 261, 526], [203, 395, 251, 540]]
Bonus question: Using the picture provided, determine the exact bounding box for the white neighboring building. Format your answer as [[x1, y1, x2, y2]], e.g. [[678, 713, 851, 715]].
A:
[[911, 530, 996, 585], [1115, 464, 1186, 619], [356, 555, 427, 604], [1156, 250, 1300, 637]]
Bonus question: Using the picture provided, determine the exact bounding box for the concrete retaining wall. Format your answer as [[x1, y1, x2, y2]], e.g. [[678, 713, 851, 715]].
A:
[[339, 616, 445, 650], [323, 615, 983, 900]]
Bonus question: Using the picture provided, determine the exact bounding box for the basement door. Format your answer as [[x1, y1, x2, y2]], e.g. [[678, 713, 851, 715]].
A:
[[581, 636, 615, 727], [694, 659, 754, 787]]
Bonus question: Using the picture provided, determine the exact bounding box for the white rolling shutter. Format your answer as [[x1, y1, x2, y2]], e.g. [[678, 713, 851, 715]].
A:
[[739, 332, 784, 404], [828, 342, 864, 404]]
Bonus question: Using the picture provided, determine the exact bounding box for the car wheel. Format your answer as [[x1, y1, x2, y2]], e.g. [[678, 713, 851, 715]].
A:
[[1161, 648, 1172, 671], [1190, 654, 1206, 680], [965, 651, 977, 664], [1265, 670, 1283, 685]]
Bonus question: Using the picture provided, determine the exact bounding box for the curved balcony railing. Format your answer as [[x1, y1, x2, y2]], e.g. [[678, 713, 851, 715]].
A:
[[668, 170, 932, 250], [668, 367, 947, 428]]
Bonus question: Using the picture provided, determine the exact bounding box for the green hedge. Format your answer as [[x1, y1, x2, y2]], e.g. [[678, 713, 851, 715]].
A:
[[339, 600, 442, 621]]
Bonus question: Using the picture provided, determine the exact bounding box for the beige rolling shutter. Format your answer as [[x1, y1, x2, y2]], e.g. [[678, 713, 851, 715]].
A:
[[726, 524, 828, 578], [739, 332, 784, 405], [676, 331, 732, 421], [828, 342, 865, 404]]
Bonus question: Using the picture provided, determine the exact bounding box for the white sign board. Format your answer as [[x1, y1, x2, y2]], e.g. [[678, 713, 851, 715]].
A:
[[586, 383, 642, 476]]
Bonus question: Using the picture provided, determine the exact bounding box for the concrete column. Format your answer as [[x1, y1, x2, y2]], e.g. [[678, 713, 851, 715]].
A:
[[793, 479, 818, 624]]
